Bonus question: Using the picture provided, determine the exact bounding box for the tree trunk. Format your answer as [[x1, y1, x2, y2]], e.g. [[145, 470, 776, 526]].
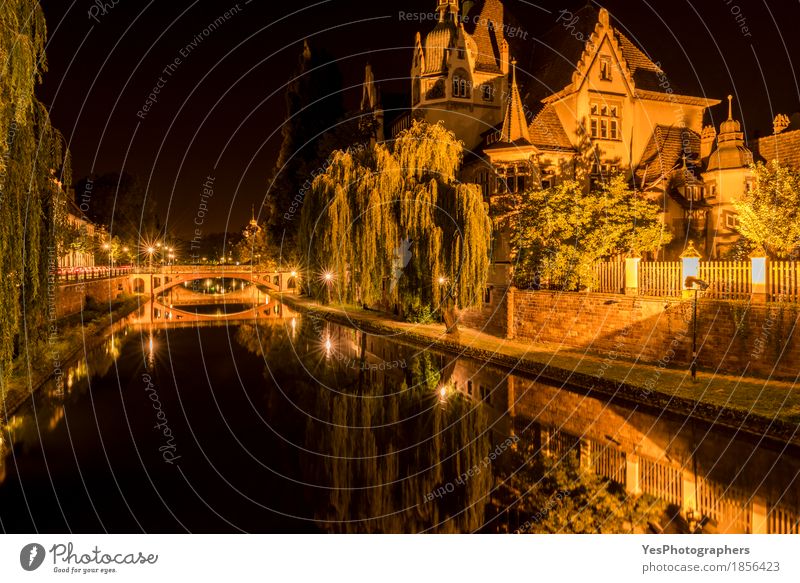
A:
[[443, 305, 460, 336]]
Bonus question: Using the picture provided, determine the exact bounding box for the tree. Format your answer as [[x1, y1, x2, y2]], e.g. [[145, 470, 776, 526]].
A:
[[500, 445, 664, 534], [232, 226, 280, 269], [499, 174, 669, 290], [299, 120, 492, 330], [73, 172, 158, 246], [265, 41, 348, 249], [733, 161, 800, 259], [0, 0, 72, 377]]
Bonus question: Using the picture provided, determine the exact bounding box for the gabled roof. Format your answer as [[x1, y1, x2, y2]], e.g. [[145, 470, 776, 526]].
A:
[[635, 125, 701, 187], [525, 5, 672, 104], [528, 104, 573, 151]]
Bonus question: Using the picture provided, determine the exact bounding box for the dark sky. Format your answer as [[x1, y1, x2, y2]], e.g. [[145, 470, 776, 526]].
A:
[[37, 0, 800, 239]]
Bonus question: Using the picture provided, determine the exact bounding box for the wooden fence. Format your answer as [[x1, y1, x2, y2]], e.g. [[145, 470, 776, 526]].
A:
[[698, 261, 751, 300], [639, 457, 683, 507], [638, 261, 682, 297], [768, 502, 800, 534], [592, 261, 625, 294], [771, 261, 800, 303], [583, 259, 800, 302], [696, 478, 752, 533], [589, 441, 626, 486]]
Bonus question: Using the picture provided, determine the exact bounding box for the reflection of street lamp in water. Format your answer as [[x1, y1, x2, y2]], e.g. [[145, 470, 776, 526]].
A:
[[684, 276, 709, 381]]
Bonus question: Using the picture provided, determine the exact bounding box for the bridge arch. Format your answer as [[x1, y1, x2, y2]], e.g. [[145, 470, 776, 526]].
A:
[[128, 267, 296, 296]]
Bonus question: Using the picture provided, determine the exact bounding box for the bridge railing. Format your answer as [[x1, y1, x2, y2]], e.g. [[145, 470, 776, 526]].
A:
[[57, 266, 133, 283]]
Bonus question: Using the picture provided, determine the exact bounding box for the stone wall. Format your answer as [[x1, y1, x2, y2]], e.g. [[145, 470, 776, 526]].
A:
[[505, 290, 800, 379], [458, 284, 510, 337], [57, 276, 132, 318]]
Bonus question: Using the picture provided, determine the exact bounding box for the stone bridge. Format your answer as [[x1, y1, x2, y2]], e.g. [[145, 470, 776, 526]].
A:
[[129, 266, 298, 296]]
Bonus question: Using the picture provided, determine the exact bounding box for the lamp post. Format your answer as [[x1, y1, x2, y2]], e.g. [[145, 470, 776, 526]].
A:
[[147, 246, 156, 321], [684, 276, 709, 381]]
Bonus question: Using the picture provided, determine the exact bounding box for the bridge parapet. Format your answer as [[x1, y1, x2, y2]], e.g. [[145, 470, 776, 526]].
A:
[[129, 266, 297, 295]]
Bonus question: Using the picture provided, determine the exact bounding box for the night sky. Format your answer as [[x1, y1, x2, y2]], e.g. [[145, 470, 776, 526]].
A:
[[37, 0, 800, 238]]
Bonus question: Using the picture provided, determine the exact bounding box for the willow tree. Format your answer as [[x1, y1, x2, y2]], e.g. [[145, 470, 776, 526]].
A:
[[0, 0, 71, 379], [299, 121, 492, 329]]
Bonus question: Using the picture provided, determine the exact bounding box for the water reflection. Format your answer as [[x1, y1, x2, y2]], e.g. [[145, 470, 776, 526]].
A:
[[1, 305, 799, 533]]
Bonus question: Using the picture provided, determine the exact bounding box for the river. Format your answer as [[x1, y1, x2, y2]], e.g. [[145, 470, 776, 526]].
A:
[[1, 301, 798, 533]]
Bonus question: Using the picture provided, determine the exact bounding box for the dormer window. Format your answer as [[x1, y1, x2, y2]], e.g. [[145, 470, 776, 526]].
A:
[[600, 56, 612, 81]]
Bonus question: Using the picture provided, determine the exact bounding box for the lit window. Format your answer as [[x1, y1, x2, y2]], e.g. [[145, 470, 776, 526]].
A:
[[589, 100, 621, 140], [600, 56, 612, 81], [452, 70, 470, 98]]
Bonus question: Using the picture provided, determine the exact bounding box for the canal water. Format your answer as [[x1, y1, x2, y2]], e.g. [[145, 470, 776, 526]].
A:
[[1, 303, 799, 533]]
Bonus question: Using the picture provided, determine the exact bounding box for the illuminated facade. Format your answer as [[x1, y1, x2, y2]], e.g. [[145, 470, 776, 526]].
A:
[[400, 2, 787, 263]]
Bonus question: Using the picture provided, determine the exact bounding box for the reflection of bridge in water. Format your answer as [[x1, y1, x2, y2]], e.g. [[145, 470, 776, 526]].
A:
[[126, 265, 300, 325], [131, 297, 297, 325]]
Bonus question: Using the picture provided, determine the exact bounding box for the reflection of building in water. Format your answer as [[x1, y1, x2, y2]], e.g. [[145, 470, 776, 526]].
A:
[[337, 322, 800, 533], [510, 375, 800, 534]]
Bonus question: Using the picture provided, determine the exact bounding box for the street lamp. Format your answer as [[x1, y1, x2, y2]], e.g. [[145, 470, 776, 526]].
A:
[[685, 276, 709, 381]]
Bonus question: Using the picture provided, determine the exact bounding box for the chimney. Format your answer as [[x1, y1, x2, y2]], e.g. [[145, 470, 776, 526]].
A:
[[700, 125, 716, 161], [773, 113, 790, 135]]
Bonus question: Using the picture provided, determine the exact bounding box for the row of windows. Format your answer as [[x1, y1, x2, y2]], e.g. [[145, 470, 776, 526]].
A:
[[589, 102, 620, 140], [452, 74, 494, 101]]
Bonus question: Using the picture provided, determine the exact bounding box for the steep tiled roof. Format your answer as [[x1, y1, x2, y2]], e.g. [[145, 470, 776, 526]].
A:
[[468, 0, 505, 74], [636, 125, 701, 186], [752, 129, 800, 168], [525, 5, 672, 103], [528, 104, 573, 151]]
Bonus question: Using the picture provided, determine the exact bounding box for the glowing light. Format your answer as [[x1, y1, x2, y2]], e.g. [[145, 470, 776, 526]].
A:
[[438, 276, 447, 285], [439, 386, 447, 399]]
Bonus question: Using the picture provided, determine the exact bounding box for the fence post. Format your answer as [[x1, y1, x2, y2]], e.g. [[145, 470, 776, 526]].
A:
[[682, 469, 697, 515], [624, 253, 641, 296], [625, 454, 641, 495], [751, 496, 768, 534], [680, 241, 702, 299], [749, 246, 768, 304]]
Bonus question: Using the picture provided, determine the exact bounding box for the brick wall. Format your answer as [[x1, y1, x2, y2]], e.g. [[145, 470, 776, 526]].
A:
[[458, 284, 510, 337], [57, 276, 132, 318], [506, 290, 800, 379]]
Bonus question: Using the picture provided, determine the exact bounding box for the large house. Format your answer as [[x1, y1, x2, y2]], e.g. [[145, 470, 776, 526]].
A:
[[362, 1, 800, 286]]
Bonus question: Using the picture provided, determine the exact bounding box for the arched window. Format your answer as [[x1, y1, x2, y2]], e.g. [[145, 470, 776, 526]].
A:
[[452, 69, 470, 98]]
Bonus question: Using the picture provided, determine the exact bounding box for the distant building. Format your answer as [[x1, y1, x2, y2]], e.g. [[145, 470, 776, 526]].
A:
[[59, 200, 97, 270]]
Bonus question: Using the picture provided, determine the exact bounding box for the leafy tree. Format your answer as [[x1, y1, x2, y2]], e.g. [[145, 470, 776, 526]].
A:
[[73, 172, 157, 246], [232, 225, 280, 269], [501, 445, 664, 534], [0, 0, 72, 377], [299, 121, 492, 331], [733, 161, 800, 259], [498, 174, 669, 290]]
